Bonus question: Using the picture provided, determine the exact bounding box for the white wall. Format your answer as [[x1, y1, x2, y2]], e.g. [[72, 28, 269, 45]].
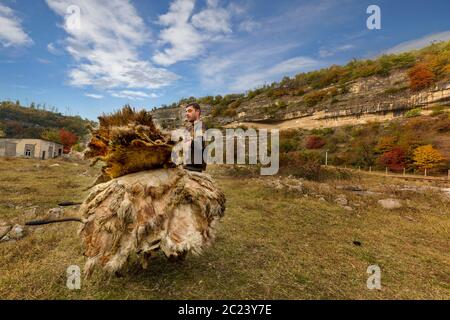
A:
[[0, 139, 63, 159]]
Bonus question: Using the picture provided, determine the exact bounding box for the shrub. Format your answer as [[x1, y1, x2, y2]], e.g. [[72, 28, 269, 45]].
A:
[[377, 147, 406, 172], [384, 86, 408, 95], [303, 90, 328, 107], [374, 136, 397, 153], [405, 108, 422, 118], [430, 106, 445, 117], [310, 127, 335, 136], [408, 63, 435, 91], [413, 145, 446, 170], [305, 136, 326, 149], [293, 88, 306, 96], [279, 151, 323, 180], [59, 128, 78, 153]]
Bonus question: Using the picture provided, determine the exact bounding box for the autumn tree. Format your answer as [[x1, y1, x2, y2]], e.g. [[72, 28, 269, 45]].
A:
[[412, 145, 446, 171], [374, 136, 397, 153], [59, 128, 78, 153], [408, 63, 435, 91], [377, 147, 406, 171]]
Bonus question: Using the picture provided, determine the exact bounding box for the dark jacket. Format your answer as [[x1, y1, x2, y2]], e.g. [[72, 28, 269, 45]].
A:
[[183, 121, 207, 172]]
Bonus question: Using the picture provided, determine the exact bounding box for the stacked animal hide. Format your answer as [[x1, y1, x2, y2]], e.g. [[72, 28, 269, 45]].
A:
[[84, 105, 175, 178], [80, 106, 226, 275]]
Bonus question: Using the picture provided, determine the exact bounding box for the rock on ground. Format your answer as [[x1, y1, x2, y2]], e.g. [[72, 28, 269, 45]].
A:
[[335, 194, 348, 206], [48, 207, 64, 219], [378, 198, 402, 210], [0, 225, 12, 239]]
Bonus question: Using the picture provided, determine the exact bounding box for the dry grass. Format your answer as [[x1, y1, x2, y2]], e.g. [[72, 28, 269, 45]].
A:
[[0, 159, 449, 299]]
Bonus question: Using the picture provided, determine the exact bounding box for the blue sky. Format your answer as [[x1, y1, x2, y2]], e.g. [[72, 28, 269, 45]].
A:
[[1, 0, 450, 120]]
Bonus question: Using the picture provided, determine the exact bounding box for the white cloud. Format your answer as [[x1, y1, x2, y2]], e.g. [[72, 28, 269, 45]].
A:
[[230, 56, 322, 91], [47, 42, 63, 55], [0, 4, 33, 47], [319, 44, 355, 58], [152, 0, 233, 66], [191, 5, 231, 34], [384, 31, 450, 54], [238, 20, 260, 33], [110, 90, 157, 100], [46, 0, 179, 90], [198, 42, 303, 91], [85, 93, 103, 99]]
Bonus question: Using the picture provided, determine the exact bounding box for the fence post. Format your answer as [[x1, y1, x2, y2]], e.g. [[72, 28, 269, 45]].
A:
[[448, 169, 450, 180], [403, 168, 406, 176], [385, 167, 388, 176], [369, 166, 372, 172], [424, 168, 427, 177]]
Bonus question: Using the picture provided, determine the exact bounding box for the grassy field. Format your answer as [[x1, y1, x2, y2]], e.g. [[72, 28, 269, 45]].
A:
[[0, 157, 449, 299]]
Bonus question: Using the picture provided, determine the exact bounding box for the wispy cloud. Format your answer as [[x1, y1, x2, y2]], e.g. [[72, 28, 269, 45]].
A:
[[0, 4, 33, 48], [196, 0, 351, 93], [319, 44, 355, 58], [37, 58, 51, 64], [230, 56, 322, 91], [47, 42, 63, 55], [110, 90, 158, 100], [152, 0, 233, 66], [45, 0, 179, 90], [384, 30, 450, 54], [85, 93, 103, 99]]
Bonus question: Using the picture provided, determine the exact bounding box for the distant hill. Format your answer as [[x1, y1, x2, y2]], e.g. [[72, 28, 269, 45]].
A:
[[0, 101, 95, 140], [152, 40, 450, 130]]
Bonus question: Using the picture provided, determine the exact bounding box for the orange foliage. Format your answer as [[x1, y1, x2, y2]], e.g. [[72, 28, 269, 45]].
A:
[[412, 145, 446, 170], [374, 136, 396, 153], [408, 63, 435, 91], [377, 147, 405, 171], [59, 128, 78, 153]]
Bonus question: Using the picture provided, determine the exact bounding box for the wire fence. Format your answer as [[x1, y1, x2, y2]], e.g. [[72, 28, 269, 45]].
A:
[[325, 164, 450, 181]]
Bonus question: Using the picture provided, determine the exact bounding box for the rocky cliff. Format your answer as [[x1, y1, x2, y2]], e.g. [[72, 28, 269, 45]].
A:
[[152, 73, 450, 131], [151, 41, 450, 131]]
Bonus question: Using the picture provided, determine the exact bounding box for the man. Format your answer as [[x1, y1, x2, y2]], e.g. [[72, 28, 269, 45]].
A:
[[183, 103, 207, 172]]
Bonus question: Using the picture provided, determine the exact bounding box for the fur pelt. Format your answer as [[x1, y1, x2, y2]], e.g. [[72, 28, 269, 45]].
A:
[[84, 105, 175, 179], [79, 167, 226, 276]]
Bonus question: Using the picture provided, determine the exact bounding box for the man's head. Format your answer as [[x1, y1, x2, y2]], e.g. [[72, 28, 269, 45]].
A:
[[185, 103, 201, 123]]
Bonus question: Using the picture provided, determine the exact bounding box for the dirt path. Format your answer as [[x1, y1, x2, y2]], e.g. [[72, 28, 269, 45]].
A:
[[225, 112, 399, 131]]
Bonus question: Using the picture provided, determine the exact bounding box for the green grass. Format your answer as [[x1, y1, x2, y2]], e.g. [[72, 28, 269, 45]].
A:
[[0, 158, 449, 299]]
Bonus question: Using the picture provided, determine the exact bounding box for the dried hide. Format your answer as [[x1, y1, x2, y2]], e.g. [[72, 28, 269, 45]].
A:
[[79, 167, 226, 276], [84, 105, 175, 179]]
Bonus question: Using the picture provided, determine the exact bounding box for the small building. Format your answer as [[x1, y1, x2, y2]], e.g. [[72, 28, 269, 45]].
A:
[[0, 138, 64, 160]]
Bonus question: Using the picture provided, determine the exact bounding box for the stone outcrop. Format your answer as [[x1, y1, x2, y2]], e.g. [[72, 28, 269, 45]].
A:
[[151, 69, 450, 131]]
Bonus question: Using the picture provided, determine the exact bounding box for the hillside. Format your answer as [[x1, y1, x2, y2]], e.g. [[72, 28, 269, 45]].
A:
[[278, 112, 450, 177], [152, 41, 450, 130], [0, 101, 95, 140]]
